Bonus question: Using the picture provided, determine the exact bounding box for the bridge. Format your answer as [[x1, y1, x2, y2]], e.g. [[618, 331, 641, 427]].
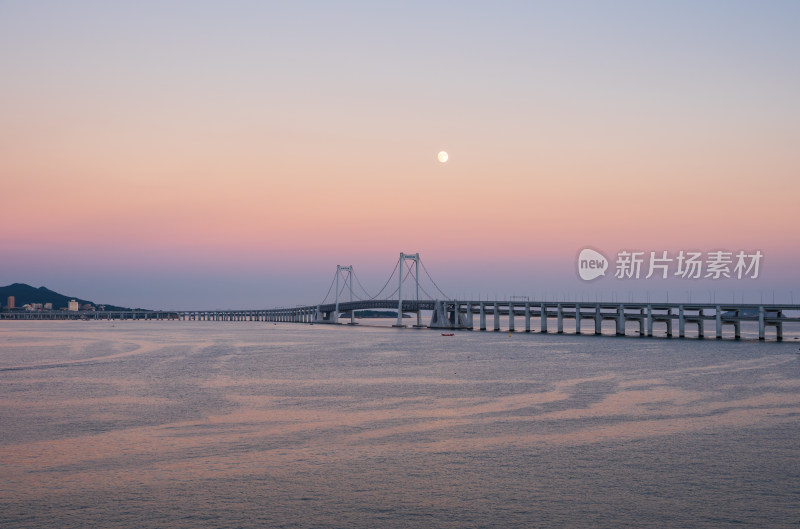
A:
[[2, 252, 798, 341]]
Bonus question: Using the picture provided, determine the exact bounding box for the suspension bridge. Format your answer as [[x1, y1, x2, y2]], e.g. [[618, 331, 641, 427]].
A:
[[3, 252, 798, 341]]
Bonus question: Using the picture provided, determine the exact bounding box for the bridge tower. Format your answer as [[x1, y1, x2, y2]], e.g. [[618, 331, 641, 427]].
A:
[[396, 252, 421, 327], [335, 265, 354, 324]]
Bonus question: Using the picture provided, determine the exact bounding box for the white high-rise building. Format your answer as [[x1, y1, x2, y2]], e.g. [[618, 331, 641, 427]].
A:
[[68, 299, 79, 311]]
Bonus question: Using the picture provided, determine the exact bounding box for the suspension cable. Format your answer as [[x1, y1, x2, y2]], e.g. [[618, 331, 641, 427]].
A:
[[384, 263, 415, 299], [336, 273, 352, 302], [366, 257, 402, 300], [420, 259, 451, 300], [319, 270, 338, 305], [418, 283, 437, 300], [352, 271, 374, 300]]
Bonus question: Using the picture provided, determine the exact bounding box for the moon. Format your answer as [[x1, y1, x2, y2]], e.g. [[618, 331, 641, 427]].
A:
[[437, 151, 449, 163]]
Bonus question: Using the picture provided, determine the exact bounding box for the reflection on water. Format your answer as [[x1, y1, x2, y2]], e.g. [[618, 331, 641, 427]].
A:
[[1, 321, 799, 528]]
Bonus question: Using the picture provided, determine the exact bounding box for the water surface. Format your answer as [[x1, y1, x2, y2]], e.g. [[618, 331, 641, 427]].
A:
[[1, 321, 798, 528]]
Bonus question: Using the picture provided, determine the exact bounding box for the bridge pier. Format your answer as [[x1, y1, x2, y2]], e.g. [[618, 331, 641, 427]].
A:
[[524, 303, 531, 332], [576, 304, 582, 334], [429, 300, 471, 329], [594, 305, 602, 335], [698, 309, 704, 337], [493, 303, 500, 331], [540, 303, 548, 333], [508, 303, 515, 332], [557, 304, 564, 334], [480, 303, 486, 331]]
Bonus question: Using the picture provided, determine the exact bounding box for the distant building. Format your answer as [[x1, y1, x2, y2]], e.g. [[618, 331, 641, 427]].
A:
[[44, 303, 52, 310], [68, 299, 79, 311], [7, 296, 14, 309]]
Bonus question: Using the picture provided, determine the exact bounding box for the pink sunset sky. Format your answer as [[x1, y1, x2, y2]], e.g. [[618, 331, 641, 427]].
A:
[[1, 1, 799, 309]]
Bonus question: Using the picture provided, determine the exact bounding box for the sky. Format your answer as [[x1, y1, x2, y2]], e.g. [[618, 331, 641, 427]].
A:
[[1, 1, 799, 309]]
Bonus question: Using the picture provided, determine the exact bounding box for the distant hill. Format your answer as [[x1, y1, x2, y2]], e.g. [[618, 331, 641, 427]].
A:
[[0, 283, 131, 311]]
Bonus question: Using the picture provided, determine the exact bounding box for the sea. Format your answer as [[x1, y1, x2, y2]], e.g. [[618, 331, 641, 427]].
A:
[[1, 319, 799, 528]]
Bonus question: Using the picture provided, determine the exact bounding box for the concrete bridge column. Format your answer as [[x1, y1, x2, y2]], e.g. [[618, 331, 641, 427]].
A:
[[493, 303, 500, 331], [759, 306, 765, 340], [638, 308, 645, 336], [508, 303, 515, 332], [575, 304, 581, 334], [777, 311, 783, 341], [616, 305, 625, 336], [647, 304, 653, 337], [465, 303, 473, 330], [540, 303, 548, 333], [557, 304, 564, 334], [716, 305, 722, 339], [594, 305, 602, 335], [698, 309, 704, 338], [524, 303, 531, 332], [666, 309, 673, 337], [480, 303, 486, 331], [679, 305, 685, 338]]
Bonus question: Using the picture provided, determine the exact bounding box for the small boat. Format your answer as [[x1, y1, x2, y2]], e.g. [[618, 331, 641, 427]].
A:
[[441, 333, 454, 336]]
